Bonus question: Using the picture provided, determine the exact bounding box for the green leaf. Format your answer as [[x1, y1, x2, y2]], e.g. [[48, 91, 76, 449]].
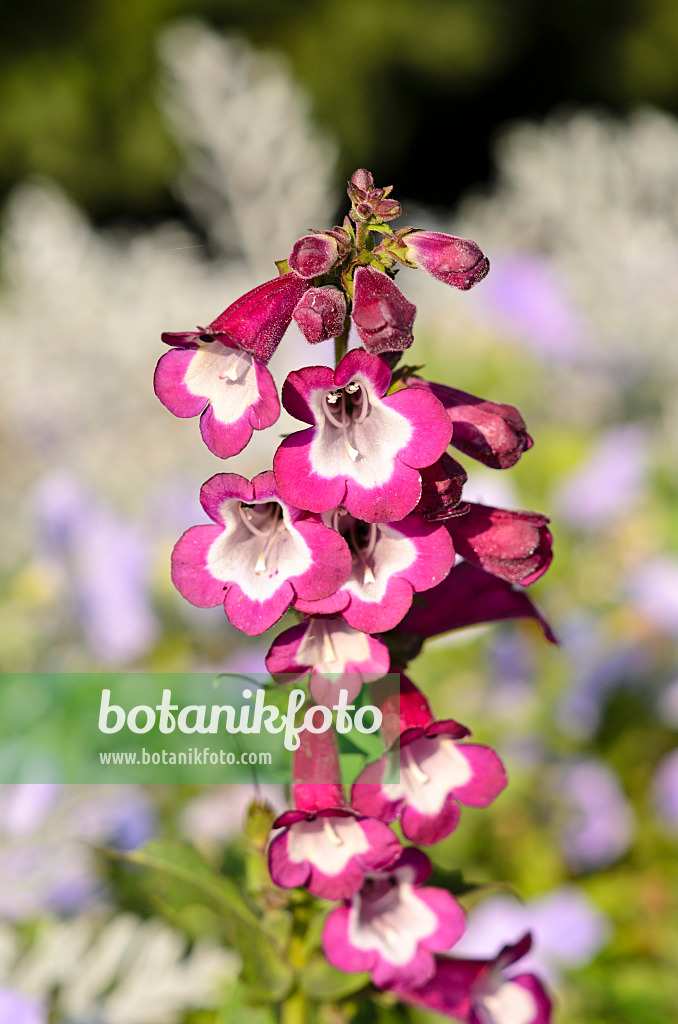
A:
[[299, 955, 370, 1000], [109, 841, 293, 1001]]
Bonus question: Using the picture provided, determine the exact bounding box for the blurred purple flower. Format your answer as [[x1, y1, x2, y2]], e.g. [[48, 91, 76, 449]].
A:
[[452, 886, 611, 984], [555, 425, 648, 531], [33, 472, 158, 664], [0, 989, 46, 1024], [627, 558, 678, 637], [652, 749, 678, 833], [554, 759, 635, 871], [478, 252, 590, 362], [0, 785, 155, 920]]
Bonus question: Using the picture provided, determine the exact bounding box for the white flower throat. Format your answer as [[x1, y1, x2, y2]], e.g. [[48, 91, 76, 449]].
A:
[[237, 502, 286, 574], [323, 380, 370, 462]]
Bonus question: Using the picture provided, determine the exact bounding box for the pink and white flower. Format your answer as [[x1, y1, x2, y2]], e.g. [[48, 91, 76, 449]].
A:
[[322, 847, 465, 989], [266, 616, 391, 704], [352, 677, 506, 845], [171, 471, 352, 635], [268, 730, 401, 900], [398, 935, 553, 1024], [154, 330, 280, 459], [273, 349, 452, 523], [294, 510, 455, 633]]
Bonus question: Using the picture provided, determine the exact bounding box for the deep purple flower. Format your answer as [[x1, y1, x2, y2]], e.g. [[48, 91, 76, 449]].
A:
[[268, 730, 401, 900], [415, 453, 468, 520], [171, 471, 352, 635], [398, 230, 490, 290], [322, 847, 465, 989], [289, 233, 342, 279], [396, 561, 557, 645], [294, 509, 455, 633], [293, 285, 347, 344], [155, 331, 280, 460], [266, 616, 390, 703], [398, 935, 553, 1024], [448, 504, 553, 586], [207, 272, 311, 364], [407, 379, 533, 469], [352, 677, 506, 845], [351, 266, 416, 354], [273, 350, 452, 523]]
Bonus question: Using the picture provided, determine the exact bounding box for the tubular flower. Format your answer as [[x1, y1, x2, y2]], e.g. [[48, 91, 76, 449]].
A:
[[322, 847, 465, 990], [406, 379, 533, 469], [293, 285, 347, 344], [352, 677, 507, 845], [415, 453, 468, 521], [447, 505, 553, 586], [294, 509, 455, 633], [351, 266, 416, 354], [395, 561, 557, 646], [154, 330, 280, 460], [268, 730, 401, 900], [273, 349, 452, 523], [396, 230, 490, 290], [397, 935, 553, 1024], [265, 617, 390, 704], [207, 272, 311, 364], [170, 471, 351, 635]]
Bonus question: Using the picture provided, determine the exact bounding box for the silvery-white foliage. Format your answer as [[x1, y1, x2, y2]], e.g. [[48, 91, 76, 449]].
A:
[[159, 20, 337, 273], [0, 23, 336, 571], [0, 913, 237, 1024], [458, 108, 678, 393]]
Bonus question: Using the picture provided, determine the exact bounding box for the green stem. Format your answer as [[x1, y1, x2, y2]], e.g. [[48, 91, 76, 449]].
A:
[[280, 988, 308, 1024], [334, 320, 350, 367]]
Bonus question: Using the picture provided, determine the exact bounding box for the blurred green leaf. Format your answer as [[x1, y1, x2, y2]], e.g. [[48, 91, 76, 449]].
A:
[[299, 955, 370, 1000]]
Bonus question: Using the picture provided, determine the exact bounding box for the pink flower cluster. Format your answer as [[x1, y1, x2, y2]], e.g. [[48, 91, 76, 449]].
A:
[[156, 170, 554, 1022]]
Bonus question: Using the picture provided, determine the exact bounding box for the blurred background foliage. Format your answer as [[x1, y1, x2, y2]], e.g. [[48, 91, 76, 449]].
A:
[[3, 0, 678, 222], [2, 2, 678, 1023]]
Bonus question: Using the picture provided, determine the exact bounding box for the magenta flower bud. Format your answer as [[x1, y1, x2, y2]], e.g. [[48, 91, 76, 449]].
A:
[[400, 230, 489, 290], [415, 453, 468, 520], [208, 272, 311, 364], [351, 266, 416, 354], [288, 233, 341, 279], [407, 379, 533, 469], [348, 168, 375, 195], [448, 504, 553, 586], [293, 285, 347, 344]]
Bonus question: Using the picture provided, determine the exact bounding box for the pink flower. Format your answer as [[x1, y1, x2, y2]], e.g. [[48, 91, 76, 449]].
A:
[[398, 935, 553, 1024], [289, 233, 342, 279], [268, 730, 401, 900], [448, 505, 553, 586], [207, 272, 311, 364], [154, 330, 280, 459], [273, 350, 452, 523], [294, 509, 455, 633], [347, 169, 402, 222], [351, 267, 416, 354], [293, 286, 347, 344], [322, 847, 465, 989], [266, 616, 390, 704], [396, 562, 557, 645], [406, 379, 533, 469], [398, 230, 489, 290], [170, 471, 352, 635], [352, 677, 506, 845]]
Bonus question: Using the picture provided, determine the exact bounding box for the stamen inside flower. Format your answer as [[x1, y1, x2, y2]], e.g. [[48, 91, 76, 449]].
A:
[[322, 381, 371, 462], [404, 744, 429, 785], [323, 818, 345, 846], [237, 502, 284, 575], [320, 621, 338, 663]]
